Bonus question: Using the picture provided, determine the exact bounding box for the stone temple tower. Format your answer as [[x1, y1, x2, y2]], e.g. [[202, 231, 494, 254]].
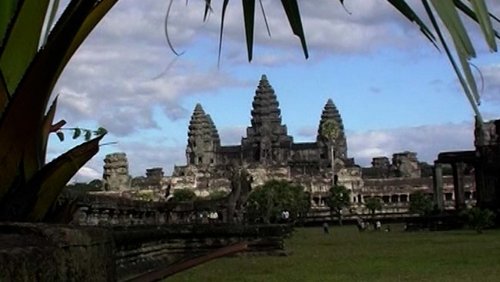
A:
[[317, 98, 348, 160], [241, 75, 293, 165], [186, 103, 221, 166]]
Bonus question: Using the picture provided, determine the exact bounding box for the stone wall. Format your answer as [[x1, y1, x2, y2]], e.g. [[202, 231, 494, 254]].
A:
[[0, 223, 291, 281], [0, 223, 115, 282]]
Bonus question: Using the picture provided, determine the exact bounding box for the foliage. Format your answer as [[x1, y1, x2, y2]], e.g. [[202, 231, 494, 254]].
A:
[[320, 120, 340, 143], [461, 207, 495, 234], [364, 197, 382, 216], [169, 226, 500, 282], [326, 185, 351, 225], [245, 180, 310, 224], [409, 191, 434, 216], [208, 190, 229, 200], [65, 179, 103, 193], [0, 0, 115, 221], [55, 126, 108, 142], [172, 189, 197, 202]]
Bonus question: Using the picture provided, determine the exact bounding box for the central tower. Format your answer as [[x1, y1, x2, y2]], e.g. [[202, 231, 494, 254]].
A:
[[241, 75, 293, 165]]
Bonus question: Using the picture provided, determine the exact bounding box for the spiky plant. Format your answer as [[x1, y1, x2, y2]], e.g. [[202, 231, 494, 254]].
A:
[[0, 0, 117, 221]]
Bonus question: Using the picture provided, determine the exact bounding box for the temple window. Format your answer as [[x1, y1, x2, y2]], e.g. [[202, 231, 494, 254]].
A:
[[400, 194, 408, 202], [445, 193, 453, 201]]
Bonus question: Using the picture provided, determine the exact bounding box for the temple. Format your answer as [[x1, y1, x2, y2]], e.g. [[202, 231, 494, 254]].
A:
[[171, 74, 363, 203], [103, 74, 477, 217], [181, 75, 350, 170]]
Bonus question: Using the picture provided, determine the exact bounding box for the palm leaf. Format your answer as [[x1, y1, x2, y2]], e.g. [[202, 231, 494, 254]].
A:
[[431, 0, 475, 58], [242, 0, 256, 61], [430, 0, 479, 103], [386, 0, 438, 49], [39, 97, 59, 165], [0, 0, 19, 46], [57, 0, 119, 85], [203, 0, 212, 21], [0, 0, 51, 94], [40, 0, 60, 46], [0, 0, 97, 199], [217, 0, 230, 66], [258, 0, 271, 37], [22, 96, 59, 185], [0, 135, 104, 221], [423, 0, 483, 125], [469, 0, 497, 51], [27, 134, 104, 221], [0, 70, 7, 113], [453, 0, 500, 40], [280, 0, 308, 59]]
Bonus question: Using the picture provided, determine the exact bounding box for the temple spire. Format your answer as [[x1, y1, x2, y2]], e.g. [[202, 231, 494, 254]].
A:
[[317, 98, 348, 159], [242, 74, 292, 165], [186, 103, 219, 166]]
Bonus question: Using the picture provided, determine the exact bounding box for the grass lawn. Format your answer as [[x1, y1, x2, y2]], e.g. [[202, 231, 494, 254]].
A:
[[167, 225, 500, 281]]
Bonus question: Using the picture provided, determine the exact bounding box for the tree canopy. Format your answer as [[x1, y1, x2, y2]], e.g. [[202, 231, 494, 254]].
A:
[[245, 180, 310, 224], [409, 191, 434, 216], [326, 185, 351, 225]]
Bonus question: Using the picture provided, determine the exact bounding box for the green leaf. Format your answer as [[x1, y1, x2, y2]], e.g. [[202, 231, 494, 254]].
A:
[[56, 131, 64, 141], [431, 0, 480, 104], [0, 69, 7, 113], [469, 0, 497, 51], [203, 0, 212, 21], [39, 97, 59, 165], [431, 0, 476, 58], [217, 0, 229, 66], [453, 0, 500, 40], [28, 134, 104, 221], [242, 0, 256, 61], [23, 96, 59, 183], [280, 0, 308, 59], [423, 0, 483, 125], [57, 0, 119, 85], [72, 127, 81, 139], [39, 0, 60, 46], [387, 0, 437, 49], [0, 0, 112, 199], [94, 126, 107, 136], [0, 135, 104, 221], [84, 129, 91, 141], [0, 0, 19, 46], [0, 0, 51, 94]]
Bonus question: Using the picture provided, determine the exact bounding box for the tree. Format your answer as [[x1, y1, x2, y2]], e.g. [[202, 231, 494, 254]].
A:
[[409, 191, 434, 216], [245, 180, 310, 224], [462, 207, 495, 234], [326, 185, 351, 225], [321, 120, 340, 185], [364, 197, 382, 220], [172, 189, 197, 202]]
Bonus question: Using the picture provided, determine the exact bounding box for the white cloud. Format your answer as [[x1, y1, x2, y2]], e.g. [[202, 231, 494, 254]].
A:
[[348, 122, 475, 166]]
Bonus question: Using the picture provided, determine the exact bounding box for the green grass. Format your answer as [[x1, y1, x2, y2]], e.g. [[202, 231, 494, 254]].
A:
[[167, 225, 500, 281]]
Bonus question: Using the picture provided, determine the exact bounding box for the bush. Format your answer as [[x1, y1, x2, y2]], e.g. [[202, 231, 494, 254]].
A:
[[246, 180, 310, 224], [409, 191, 433, 216], [172, 189, 197, 202], [461, 207, 495, 234]]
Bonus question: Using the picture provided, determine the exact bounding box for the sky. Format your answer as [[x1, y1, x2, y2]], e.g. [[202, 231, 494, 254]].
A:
[[47, 0, 500, 182]]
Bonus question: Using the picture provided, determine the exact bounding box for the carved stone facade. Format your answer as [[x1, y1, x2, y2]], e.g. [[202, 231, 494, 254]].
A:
[[102, 152, 131, 191], [171, 74, 361, 204]]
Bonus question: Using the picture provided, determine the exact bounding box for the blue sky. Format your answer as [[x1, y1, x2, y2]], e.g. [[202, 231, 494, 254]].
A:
[[47, 0, 500, 181]]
